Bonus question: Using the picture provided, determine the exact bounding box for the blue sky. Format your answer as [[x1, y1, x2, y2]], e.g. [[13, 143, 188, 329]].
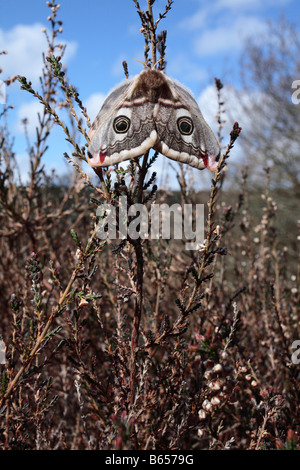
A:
[[1, 0, 299, 187]]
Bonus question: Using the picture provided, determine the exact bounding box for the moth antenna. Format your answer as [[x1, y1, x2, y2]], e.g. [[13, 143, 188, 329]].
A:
[[133, 58, 151, 70], [153, 56, 168, 70]]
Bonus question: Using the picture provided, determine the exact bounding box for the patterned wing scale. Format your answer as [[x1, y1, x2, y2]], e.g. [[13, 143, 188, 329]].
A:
[[88, 69, 219, 171]]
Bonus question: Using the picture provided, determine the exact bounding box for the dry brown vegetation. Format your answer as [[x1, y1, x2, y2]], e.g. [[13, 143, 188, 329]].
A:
[[0, 0, 299, 450]]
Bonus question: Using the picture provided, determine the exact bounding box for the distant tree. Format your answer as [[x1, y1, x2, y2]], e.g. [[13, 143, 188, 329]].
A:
[[236, 17, 300, 195]]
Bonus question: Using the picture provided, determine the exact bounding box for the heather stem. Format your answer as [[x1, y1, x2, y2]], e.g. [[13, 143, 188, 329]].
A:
[[128, 152, 148, 404]]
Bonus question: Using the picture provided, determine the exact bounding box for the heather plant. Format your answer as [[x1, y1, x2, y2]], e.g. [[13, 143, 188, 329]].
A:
[[0, 0, 299, 450]]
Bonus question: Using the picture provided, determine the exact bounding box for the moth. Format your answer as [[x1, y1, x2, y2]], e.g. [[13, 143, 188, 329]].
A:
[[88, 69, 220, 171]]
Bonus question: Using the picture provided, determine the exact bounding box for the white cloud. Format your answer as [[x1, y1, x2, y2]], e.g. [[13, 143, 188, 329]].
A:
[[14, 91, 106, 144], [197, 85, 220, 135], [198, 83, 253, 137], [16, 100, 45, 135], [198, 84, 252, 133], [197, 84, 252, 163], [84, 92, 106, 121], [180, 9, 208, 31], [0, 23, 77, 83], [194, 16, 268, 56], [180, 0, 293, 56], [197, 83, 277, 171]]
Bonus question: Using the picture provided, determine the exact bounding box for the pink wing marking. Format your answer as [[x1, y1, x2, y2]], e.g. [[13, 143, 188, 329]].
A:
[[100, 152, 106, 164]]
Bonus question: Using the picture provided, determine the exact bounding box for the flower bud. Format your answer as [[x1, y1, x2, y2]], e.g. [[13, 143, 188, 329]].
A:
[[211, 396, 221, 407], [198, 409, 207, 420], [202, 399, 212, 412]]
